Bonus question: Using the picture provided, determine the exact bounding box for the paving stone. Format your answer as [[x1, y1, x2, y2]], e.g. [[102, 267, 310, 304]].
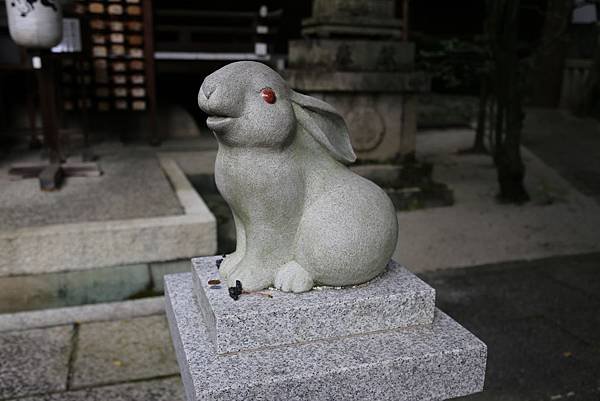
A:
[[422, 255, 600, 401], [0, 297, 164, 333], [454, 389, 525, 401], [70, 315, 179, 388], [418, 269, 526, 330], [419, 258, 600, 328], [17, 377, 185, 401], [542, 253, 600, 301], [0, 264, 150, 314], [456, 387, 600, 401], [149, 260, 190, 293], [504, 273, 600, 320], [546, 306, 600, 348], [0, 325, 72, 400], [456, 317, 600, 401]]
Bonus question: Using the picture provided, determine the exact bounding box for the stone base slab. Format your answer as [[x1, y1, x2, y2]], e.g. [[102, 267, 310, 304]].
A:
[[0, 158, 216, 276], [192, 257, 435, 354], [165, 273, 487, 401]]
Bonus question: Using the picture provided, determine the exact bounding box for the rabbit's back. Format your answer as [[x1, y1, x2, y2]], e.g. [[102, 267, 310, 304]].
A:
[[293, 171, 398, 286]]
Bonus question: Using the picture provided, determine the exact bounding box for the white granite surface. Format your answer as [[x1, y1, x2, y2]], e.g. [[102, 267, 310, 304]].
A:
[[192, 256, 435, 354], [198, 61, 398, 292], [165, 273, 487, 401]]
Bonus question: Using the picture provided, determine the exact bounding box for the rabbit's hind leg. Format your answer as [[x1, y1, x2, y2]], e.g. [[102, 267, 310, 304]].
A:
[[274, 261, 314, 293]]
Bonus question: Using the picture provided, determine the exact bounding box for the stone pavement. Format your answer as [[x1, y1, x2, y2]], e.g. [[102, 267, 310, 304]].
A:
[[0, 315, 184, 401], [1, 253, 599, 400], [429, 253, 600, 401]]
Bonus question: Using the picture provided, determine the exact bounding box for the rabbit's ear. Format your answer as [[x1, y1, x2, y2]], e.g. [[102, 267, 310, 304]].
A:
[[291, 91, 356, 164]]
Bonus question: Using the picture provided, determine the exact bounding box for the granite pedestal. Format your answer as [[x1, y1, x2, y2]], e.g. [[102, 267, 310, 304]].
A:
[[165, 256, 487, 401]]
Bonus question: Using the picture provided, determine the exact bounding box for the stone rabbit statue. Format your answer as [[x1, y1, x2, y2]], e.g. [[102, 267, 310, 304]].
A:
[[198, 61, 398, 293]]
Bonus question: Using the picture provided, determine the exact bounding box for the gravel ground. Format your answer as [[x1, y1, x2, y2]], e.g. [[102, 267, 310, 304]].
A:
[[393, 128, 600, 272]]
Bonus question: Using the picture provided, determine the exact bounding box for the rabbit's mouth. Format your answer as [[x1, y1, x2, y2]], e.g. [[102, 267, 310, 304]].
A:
[[206, 115, 235, 132]]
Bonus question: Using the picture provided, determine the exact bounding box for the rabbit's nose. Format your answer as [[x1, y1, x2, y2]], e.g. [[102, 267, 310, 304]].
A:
[[201, 83, 216, 100]]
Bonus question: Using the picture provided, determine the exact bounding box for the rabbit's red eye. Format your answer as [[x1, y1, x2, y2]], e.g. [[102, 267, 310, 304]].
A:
[[260, 87, 276, 104]]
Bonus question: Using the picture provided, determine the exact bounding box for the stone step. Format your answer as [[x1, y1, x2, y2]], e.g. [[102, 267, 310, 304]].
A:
[[165, 273, 486, 401], [0, 157, 216, 278], [191, 256, 436, 354]]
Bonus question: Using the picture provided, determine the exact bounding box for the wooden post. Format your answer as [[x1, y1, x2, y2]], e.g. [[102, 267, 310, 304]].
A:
[[402, 0, 410, 41], [143, 0, 160, 146], [35, 51, 62, 163], [39, 164, 63, 191]]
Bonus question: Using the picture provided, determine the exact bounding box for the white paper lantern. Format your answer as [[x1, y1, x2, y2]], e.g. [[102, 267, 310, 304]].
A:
[[5, 0, 64, 49]]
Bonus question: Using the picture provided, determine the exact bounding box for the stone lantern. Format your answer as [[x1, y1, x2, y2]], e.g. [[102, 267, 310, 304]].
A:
[[286, 0, 427, 164], [286, 0, 452, 209]]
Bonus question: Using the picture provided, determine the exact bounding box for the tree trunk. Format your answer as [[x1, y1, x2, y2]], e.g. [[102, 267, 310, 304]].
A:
[[530, 0, 573, 107], [460, 74, 489, 155], [579, 23, 600, 116], [495, 72, 529, 202], [487, 0, 530, 203], [473, 75, 489, 153]]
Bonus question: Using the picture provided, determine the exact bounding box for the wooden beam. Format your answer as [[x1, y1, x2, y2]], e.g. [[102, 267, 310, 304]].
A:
[[61, 162, 103, 177], [10, 162, 102, 179], [8, 163, 46, 178]]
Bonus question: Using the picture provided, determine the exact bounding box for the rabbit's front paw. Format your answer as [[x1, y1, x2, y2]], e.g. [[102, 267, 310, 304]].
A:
[[228, 262, 273, 292], [218, 252, 242, 279], [274, 261, 314, 293], [219, 258, 235, 279]]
